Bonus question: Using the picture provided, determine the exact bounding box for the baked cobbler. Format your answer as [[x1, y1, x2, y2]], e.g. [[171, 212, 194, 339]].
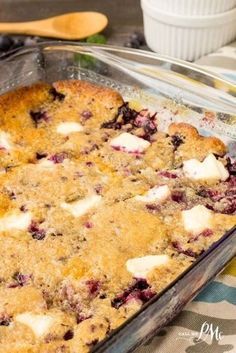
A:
[[0, 80, 235, 353]]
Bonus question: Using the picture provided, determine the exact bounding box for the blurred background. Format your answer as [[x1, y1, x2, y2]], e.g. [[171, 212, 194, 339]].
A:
[[0, 0, 236, 67], [0, 0, 144, 46]]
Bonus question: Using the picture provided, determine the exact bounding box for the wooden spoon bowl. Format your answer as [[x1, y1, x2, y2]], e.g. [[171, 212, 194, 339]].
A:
[[0, 12, 108, 40]]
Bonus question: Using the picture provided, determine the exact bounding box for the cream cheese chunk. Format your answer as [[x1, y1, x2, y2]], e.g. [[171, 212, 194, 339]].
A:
[[182, 205, 212, 235], [38, 156, 70, 169], [61, 194, 102, 217], [126, 255, 170, 278], [134, 185, 170, 203], [56, 122, 83, 135], [15, 312, 55, 338], [38, 159, 55, 169], [110, 132, 150, 153], [0, 131, 12, 150], [183, 154, 229, 181], [0, 212, 31, 232]]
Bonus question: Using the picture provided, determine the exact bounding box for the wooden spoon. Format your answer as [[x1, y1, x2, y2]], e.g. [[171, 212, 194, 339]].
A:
[[0, 12, 108, 40]]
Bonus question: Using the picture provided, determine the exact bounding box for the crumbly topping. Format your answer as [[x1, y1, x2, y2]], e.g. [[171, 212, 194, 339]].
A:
[[0, 80, 235, 353]]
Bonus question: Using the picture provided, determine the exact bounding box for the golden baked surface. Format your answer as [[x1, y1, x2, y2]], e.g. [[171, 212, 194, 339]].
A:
[[0, 80, 235, 353]]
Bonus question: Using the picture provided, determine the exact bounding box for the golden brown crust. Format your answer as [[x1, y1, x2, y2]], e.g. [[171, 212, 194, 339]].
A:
[[168, 122, 199, 138], [168, 122, 227, 166], [0, 80, 124, 170], [53, 80, 124, 128], [0, 83, 51, 114]]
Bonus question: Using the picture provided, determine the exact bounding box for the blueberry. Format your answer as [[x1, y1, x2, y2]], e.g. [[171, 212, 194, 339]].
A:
[[86, 280, 101, 296], [124, 31, 146, 49], [159, 171, 178, 179], [130, 31, 145, 45], [146, 204, 160, 213], [226, 157, 236, 175], [111, 295, 125, 309], [172, 241, 198, 258], [24, 36, 39, 47], [49, 87, 65, 101], [8, 272, 31, 288], [36, 152, 48, 160], [221, 201, 236, 215], [7, 191, 16, 200], [81, 110, 93, 120], [63, 329, 74, 341], [20, 205, 27, 212], [171, 135, 184, 150], [11, 38, 24, 50], [49, 152, 67, 164], [28, 222, 46, 240], [171, 190, 185, 203], [101, 102, 138, 130], [139, 289, 155, 302], [111, 278, 154, 309], [76, 314, 91, 324], [228, 176, 236, 187], [0, 35, 14, 51], [84, 221, 94, 229], [200, 229, 213, 237], [124, 39, 140, 49], [30, 110, 49, 126], [0, 314, 11, 326], [132, 278, 149, 290]]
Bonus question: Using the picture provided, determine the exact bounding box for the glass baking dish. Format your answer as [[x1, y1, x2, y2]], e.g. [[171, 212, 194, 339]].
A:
[[0, 42, 235, 353]]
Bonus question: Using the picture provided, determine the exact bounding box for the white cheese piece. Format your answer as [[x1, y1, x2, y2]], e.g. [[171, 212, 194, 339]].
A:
[[38, 157, 70, 169], [0, 212, 31, 232], [56, 122, 83, 135], [38, 159, 55, 169], [15, 312, 55, 338], [126, 255, 170, 278], [110, 132, 150, 153], [0, 131, 12, 150], [183, 154, 229, 181], [61, 194, 101, 217], [134, 185, 170, 203], [182, 205, 212, 235]]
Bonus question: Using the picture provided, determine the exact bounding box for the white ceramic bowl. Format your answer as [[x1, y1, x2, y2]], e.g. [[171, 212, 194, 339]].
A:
[[149, 0, 236, 15], [142, 0, 236, 61]]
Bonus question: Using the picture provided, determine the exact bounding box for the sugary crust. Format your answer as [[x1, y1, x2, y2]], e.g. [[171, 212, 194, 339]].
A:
[[168, 122, 227, 165], [0, 80, 235, 353], [53, 80, 124, 127], [0, 80, 124, 169], [0, 83, 51, 117]]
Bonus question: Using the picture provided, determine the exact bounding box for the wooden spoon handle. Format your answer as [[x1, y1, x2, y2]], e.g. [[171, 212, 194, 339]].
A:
[[0, 20, 57, 37], [0, 21, 39, 35]]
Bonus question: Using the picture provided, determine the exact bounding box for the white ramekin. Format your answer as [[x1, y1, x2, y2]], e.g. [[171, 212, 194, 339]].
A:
[[148, 0, 236, 16], [141, 0, 236, 61]]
